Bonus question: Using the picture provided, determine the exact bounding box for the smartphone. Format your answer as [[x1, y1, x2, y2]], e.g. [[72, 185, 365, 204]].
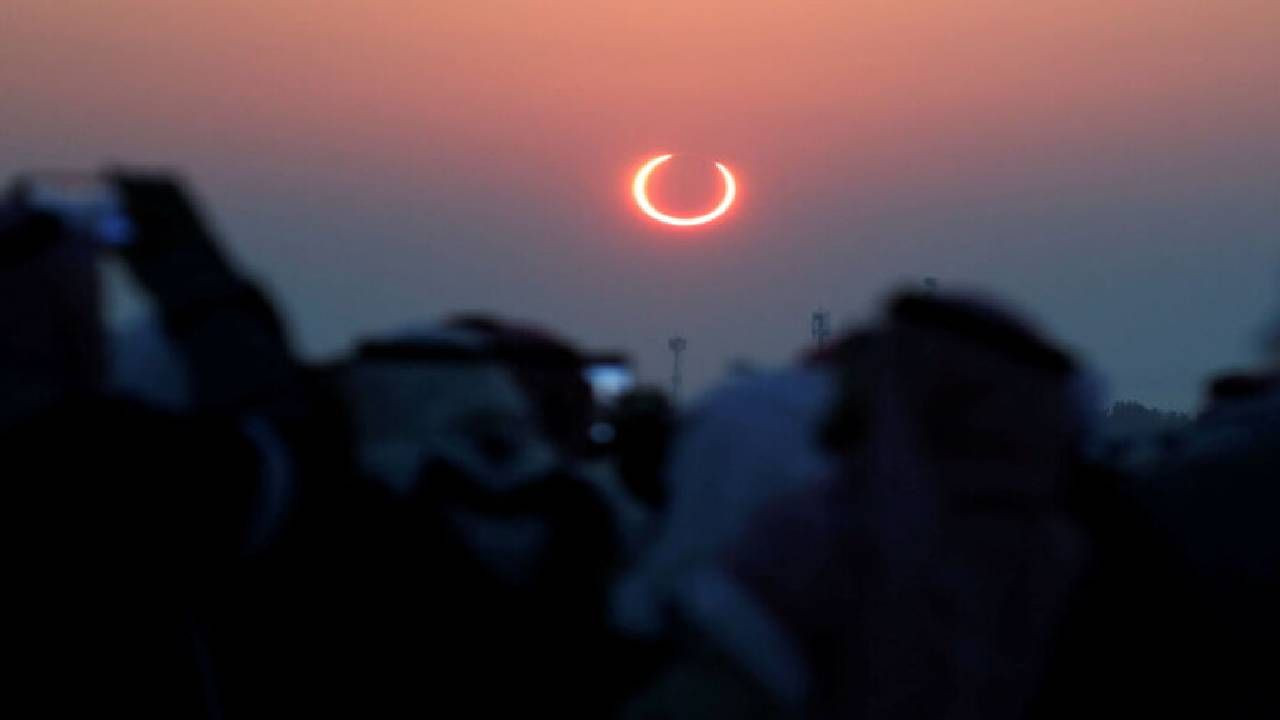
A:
[[19, 173, 134, 247], [584, 354, 636, 407]]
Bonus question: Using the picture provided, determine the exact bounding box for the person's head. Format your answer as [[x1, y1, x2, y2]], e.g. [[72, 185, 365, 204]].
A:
[[822, 290, 1095, 464], [337, 328, 553, 496], [446, 315, 595, 458], [1201, 371, 1279, 418], [335, 325, 620, 586]]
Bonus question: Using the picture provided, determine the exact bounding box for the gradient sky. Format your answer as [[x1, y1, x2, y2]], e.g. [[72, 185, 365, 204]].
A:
[[3, 0, 1278, 409]]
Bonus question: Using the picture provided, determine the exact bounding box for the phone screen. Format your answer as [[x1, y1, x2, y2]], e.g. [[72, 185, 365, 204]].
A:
[[585, 362, 635, 406]]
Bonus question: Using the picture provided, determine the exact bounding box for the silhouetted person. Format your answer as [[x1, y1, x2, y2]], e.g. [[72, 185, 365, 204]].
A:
[[614, 349, 840, 641], [1036, 371, 1280, 718], [609, 387, 677, 511], [626, 291, 1098, 719], [312, 323, 634, 716], [2, 172, 309, 717]]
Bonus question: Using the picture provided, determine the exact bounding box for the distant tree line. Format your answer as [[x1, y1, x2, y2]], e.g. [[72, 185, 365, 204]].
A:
[[1103, 400, 1192, 438]]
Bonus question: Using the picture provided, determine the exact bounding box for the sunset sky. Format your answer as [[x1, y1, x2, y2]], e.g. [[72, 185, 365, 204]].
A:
[[3, 0, 1278, 408]]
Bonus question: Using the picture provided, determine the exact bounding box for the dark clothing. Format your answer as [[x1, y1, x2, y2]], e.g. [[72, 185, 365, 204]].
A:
[[1036, 430, 1280, 718], [329, 465, 627, 716], [6, 398, 268, 717]]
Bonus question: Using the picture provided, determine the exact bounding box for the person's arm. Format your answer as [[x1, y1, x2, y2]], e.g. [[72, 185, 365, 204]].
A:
[[111, 173, 313, 553], [111, 172, 304, 418]]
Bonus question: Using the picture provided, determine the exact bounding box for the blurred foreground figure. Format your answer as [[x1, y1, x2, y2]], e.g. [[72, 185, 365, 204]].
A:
[[2, 172, 308, 716], [1036, 306, 1280, 718], [607, 386, 677, 513], [626, 292, 1099, 719], [614, 359, 838, 636], [314, 320, 641, 716]]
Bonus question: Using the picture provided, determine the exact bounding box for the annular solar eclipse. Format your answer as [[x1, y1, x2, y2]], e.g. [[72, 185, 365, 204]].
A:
[[632, 154, 736, 227]]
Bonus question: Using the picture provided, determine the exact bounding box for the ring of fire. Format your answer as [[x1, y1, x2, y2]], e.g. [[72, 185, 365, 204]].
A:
[[632, 154, 736, 227]]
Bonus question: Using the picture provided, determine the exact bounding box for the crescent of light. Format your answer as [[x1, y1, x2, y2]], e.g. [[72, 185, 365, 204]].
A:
[[633, 154, 736, 227]]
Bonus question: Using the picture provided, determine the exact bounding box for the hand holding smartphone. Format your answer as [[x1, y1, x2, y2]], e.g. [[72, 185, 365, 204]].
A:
[[4, 169, 245, 323], [11, 172, 135, 247]]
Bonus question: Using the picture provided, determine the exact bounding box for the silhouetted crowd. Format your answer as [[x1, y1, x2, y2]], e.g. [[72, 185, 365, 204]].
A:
[[3, 172, 1277, 718]]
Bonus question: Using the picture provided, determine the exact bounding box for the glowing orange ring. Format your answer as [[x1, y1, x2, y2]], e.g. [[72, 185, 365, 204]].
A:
[[632, 154, 736, 227]]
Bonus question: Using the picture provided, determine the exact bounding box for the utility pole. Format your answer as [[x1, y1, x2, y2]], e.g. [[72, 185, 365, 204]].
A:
[[811, 310, 831, 349], [668, 336, 687, 402]]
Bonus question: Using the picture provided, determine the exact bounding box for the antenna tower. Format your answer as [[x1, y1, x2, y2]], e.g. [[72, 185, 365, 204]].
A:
[[811, 310, 831, 349], [668, 336, 687, 401]]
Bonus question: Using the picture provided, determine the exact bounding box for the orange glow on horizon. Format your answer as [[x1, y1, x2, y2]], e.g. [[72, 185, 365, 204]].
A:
[[632, 154, 736, 227]]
